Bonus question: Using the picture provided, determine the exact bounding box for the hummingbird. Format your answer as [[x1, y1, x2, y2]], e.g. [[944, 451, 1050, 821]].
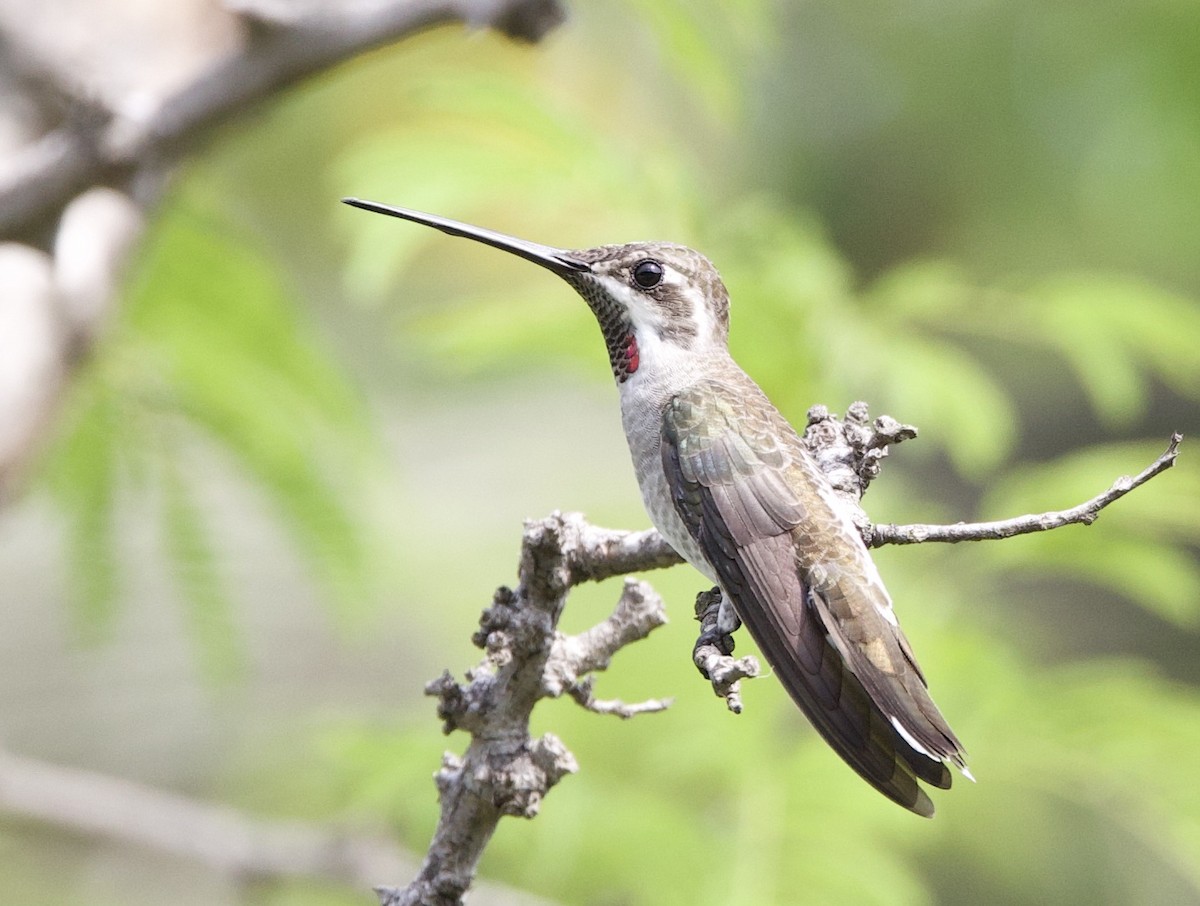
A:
[[343, 198, 969, 816]]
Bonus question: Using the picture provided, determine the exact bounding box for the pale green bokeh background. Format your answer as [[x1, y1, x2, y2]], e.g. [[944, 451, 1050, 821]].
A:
[[2, 2, 1199, 904]]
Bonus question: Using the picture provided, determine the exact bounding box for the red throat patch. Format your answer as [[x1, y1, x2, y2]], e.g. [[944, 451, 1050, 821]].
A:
[[624, 333, 640, 376]]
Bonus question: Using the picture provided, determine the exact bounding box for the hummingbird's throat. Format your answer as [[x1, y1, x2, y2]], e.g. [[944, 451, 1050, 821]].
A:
[[603, 325, 639, 383], [620, 333, 640, 381], [565, 272, 639, 383], [598, 321, 639, 383]]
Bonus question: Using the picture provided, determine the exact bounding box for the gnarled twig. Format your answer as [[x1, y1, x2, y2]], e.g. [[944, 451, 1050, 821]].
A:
[[378, 514, 672, 906]]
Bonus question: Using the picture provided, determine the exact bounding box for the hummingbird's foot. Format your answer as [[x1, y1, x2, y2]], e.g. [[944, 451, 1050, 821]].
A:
[[716, 593, 741, 635], [693, 588, 761, 713], [694, 588, 736, 654]]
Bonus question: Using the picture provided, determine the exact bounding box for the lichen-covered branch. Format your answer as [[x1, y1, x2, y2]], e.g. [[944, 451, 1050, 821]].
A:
[[565, 677, 672, 718], [378, 513, 671, 906], [800, 401, 919, 531]]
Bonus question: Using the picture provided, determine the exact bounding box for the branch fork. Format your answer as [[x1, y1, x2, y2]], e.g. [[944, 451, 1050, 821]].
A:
[[380, 513, 673, 906]]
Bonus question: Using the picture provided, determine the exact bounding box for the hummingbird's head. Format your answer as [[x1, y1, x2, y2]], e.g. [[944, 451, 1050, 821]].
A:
[[562, 242, 731, 383], [342, 199, 731, 384]]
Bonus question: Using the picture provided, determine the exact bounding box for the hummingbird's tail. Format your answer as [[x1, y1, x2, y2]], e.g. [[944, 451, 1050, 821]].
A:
[[728, 533, 963, 816]]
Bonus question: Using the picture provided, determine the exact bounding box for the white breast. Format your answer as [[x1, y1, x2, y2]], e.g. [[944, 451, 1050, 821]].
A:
[[616, 354, 719, 584]]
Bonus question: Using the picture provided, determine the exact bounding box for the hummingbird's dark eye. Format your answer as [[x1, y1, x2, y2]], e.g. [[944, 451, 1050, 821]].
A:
[[632, 259, 664, 290]]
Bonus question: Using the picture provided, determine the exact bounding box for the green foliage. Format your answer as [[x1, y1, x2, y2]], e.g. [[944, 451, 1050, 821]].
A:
[[160, 451, 242, 683], [43, 375, 123, 633], [315, 720, 445, 834], [887, 272, 1200, 428], [942, 644, 1200, 903], [39, 185, 385, 668], [616, 0, 774, 124], [17, 2, 1200, 905]]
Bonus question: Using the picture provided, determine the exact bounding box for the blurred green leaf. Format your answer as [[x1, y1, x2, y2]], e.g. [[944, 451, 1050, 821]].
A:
[[618, 0, 772, 125], [904, 273, 1200, 427], [42, 376, 123, 637], [161, 450, 242, 684], [1013, 661, 1200, 896], [36, 187, 387, 661], [126, 198, 383, 616], [986, 532, 1200, 627]]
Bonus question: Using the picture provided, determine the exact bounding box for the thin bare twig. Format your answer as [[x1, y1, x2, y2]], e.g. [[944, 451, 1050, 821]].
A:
[[566, 677, 672, 719], [867, 433, 1183, 547]]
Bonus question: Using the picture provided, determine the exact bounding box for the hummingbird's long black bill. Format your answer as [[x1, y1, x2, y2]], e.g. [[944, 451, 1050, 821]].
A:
[[342, 198, 591, 275]]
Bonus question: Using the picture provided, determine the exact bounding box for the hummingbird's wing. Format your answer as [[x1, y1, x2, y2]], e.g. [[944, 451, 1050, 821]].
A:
[[662, 380, 966, 816]]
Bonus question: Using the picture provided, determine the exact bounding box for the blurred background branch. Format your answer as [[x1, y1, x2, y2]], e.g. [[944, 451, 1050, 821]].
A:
[[0, 0, 564, 500], [0, 743, 558, 905], [0, 0, 565, 242]]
